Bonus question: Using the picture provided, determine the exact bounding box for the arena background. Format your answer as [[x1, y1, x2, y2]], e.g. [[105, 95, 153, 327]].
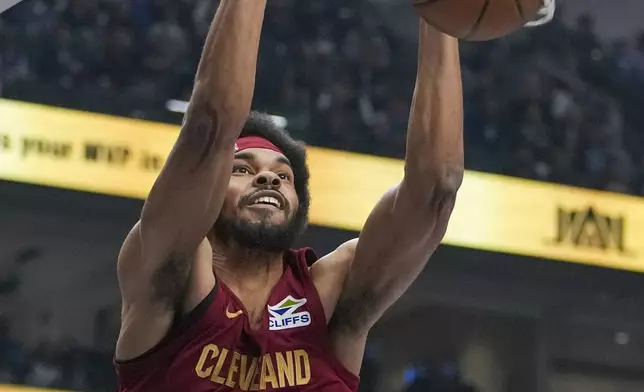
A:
[[2, 0, 644, 392]]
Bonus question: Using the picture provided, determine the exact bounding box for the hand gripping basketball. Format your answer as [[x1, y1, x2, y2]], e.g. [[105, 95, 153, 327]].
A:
[[414, 0, 557, 41]]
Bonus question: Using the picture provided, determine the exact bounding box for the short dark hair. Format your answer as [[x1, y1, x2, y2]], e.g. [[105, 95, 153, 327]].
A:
[[239, 112, 310, 235]]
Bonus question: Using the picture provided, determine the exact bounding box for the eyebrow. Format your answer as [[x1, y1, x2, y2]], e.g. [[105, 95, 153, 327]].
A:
[[234, 151, 292, 168], [234, 152, 256, 162], [276, 156, 292, 167]]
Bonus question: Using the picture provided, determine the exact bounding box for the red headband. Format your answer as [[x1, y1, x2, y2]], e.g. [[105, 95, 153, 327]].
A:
[[235, 136, 284, 155]]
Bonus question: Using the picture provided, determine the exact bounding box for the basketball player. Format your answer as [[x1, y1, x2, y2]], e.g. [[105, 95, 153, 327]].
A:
[[113, 1, 463, 391]]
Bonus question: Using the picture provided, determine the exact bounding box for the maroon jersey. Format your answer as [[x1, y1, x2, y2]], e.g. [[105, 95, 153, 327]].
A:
[[114, 248, 359, 391]]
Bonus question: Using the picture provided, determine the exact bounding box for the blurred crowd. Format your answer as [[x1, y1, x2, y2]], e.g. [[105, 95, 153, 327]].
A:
[[1, 0, 644, 391], [0, 313, 116, 392], [1, 0, 644, 194], [0, 248, 118, 391]]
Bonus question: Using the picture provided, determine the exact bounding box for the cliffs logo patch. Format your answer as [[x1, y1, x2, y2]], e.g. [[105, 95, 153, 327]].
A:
[[268, 296, 311, 331]]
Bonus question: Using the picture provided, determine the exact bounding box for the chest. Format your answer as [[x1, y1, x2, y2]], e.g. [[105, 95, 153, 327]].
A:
[[225, 289, 316, 347], [234, 290, 276, 331], [175, 338, 352, 392], [222, 267, 314, 332], [174, 291, 327, 391], [116, 251, 358, 392]]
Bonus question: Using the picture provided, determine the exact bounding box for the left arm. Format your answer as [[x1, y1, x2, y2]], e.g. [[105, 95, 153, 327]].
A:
[[329, 22, 464, 337]]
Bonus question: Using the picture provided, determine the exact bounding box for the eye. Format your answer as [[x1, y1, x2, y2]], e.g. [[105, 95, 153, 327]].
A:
[[233, 166, 252, 175], [278, 173, 291, 181]]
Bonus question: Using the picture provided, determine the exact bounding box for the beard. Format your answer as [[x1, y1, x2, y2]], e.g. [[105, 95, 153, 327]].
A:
[[213, 208, 306, 254]]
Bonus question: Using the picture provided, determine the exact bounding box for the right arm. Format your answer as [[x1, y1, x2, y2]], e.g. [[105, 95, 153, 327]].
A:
[[115, 0, 267, 361]]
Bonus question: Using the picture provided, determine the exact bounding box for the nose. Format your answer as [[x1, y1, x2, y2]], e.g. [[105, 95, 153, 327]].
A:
[[252, 171, 281, 189]]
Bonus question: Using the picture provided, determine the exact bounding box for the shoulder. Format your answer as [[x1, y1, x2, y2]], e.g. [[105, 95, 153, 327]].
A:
[[310, 239, 358, 322], [310, 239, 357, 276]]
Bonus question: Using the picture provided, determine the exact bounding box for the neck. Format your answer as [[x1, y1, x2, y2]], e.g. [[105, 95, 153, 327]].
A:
[[211, 239, 285, 291]]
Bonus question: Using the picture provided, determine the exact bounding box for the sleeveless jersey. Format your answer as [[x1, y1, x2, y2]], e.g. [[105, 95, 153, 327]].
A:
[[114, 248, 359, 392]]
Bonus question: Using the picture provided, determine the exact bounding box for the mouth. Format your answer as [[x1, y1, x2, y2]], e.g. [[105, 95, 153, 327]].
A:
[[245, 191, 285, 210]]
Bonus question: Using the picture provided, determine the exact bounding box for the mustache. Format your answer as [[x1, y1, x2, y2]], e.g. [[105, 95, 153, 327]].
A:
[[238, 190, 290, 211]]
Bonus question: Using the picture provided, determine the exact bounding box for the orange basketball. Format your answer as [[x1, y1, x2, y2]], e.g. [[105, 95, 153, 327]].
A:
[[414, 0, 544, 41]]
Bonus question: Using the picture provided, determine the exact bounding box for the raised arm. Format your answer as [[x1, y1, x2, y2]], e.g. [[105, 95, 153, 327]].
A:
[[115, 0, 267, 360], [330, 21, 464, 347]]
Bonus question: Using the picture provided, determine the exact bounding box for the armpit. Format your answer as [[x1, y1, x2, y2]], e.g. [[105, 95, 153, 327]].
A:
[[328, 284, 381, 335], [152, 252, 193, 310]]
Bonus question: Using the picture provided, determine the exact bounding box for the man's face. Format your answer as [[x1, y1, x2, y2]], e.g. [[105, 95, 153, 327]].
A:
[[213, 148, 300, 252]]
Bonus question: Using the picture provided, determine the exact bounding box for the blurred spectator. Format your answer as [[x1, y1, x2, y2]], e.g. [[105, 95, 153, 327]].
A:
[[404, 359, 478, 392], [24, 340, 65, 389], [2, 1, 642, 197], [0, 316, 26, 384]]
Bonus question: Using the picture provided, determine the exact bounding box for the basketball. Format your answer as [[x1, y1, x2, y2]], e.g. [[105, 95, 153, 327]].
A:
[[414, 0, 544, 41]]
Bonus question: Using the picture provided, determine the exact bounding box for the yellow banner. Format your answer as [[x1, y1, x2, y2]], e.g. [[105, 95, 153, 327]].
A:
[[0, 386, 71, 392], [1, 99, 643, 272]]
